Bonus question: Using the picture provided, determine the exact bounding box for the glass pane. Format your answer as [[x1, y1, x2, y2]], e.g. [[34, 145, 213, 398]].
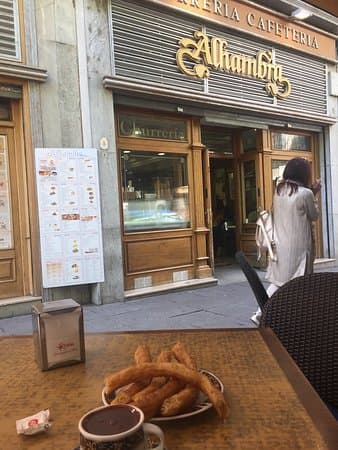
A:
[[118, 113, 187, 141], [121, 151, 190, 232], [242, 129, 257, 153], [271, 132, 311, 151], [201, 126, 233, 154], [0, 135, 13, 248], [0, 99, 11, 120], [243, 160, 257, 223], [271, 159, 287, 188]]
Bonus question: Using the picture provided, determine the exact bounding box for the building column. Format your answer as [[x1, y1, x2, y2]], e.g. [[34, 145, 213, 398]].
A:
[[191, 118, 213, 279]]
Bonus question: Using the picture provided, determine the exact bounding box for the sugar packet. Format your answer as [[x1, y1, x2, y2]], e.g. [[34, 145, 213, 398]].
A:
[[16, 409, 51, 435]]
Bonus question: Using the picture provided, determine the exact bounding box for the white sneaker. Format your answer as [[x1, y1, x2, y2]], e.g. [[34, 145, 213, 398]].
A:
[[250, 312, 261, 326]]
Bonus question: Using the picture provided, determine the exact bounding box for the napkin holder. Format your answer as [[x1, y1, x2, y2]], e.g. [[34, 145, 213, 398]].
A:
[[32, 298, 85, 371]]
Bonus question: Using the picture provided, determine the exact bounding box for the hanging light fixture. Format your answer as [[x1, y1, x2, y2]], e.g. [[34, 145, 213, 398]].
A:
[[291, 8, 312, 20]]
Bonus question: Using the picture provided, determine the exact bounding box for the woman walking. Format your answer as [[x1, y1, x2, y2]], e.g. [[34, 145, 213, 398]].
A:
[[251, 157, 321, 325]]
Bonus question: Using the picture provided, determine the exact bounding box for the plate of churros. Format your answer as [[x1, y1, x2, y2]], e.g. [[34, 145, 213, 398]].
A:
[[102, 368, 224, 421], [102, 342, 229, 423]]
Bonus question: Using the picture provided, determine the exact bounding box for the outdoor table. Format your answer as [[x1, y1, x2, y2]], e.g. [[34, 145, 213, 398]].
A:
[[1, 328, 337, 449]]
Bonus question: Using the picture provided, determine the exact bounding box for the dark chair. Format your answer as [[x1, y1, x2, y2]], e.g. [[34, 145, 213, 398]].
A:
[[235, 251, 269, 311], [260, 272, 338, 412]]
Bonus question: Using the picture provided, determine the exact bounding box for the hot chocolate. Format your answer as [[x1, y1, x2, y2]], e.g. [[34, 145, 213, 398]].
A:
[[82, 405, 140, 436]]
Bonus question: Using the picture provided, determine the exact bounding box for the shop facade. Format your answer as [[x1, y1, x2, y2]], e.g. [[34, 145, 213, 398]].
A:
[[1, 0, 337, 313], [104, 0, 337, 292]]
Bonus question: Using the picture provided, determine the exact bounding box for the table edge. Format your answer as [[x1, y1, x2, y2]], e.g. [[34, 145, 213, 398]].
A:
[[260, 327, 338, 449]]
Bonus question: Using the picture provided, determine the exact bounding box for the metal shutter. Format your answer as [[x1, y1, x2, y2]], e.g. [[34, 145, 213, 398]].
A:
[[112, 0, 203, 92], [0, 0, 21, 60], [111, 0, 327, 116]]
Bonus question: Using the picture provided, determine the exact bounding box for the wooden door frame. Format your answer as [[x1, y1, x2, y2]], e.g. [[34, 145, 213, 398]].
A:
[[0, 126, 24, 297], [0, 96, 33, 298], [207, 153, 237, 266], [0, 79, 38, 299], [115, 107, 213, 289], [202, 143, 213, 270], [12, 96, 35, 295], [261, 129, 322, 257]]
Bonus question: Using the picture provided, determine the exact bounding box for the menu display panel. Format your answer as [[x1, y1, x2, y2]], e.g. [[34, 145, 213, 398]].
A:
[[35, 148, 104, 288]]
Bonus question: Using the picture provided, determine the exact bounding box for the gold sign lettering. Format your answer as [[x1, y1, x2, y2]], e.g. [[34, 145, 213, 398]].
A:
[[176, 31, 291, 99]]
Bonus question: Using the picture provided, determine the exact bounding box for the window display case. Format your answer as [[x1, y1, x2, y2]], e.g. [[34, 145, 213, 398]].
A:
[[120, 151, 190, 232]]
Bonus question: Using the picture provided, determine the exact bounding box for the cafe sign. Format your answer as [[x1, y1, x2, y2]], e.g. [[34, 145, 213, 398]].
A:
[[176, 30, 291, 99], [147, 0, 336, 61]]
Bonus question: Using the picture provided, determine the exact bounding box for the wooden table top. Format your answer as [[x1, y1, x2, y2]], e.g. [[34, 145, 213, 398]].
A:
[[1, 328, 337, 450]]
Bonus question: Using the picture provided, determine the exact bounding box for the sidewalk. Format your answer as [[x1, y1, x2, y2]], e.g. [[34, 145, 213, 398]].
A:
[[1, 262, 336, 336], [0, 265, 261, 336]]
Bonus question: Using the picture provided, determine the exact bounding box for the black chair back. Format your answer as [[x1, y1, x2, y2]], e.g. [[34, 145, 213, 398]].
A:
[[260, 272, 338, 409], [235, 251, 269, 310]]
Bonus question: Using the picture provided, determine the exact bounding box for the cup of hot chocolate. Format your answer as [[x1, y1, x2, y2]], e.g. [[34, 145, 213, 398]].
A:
[[78, 404, 165, 450]]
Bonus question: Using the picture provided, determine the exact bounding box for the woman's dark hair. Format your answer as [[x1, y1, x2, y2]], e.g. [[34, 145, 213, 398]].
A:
[[277, 157, 311, 196]]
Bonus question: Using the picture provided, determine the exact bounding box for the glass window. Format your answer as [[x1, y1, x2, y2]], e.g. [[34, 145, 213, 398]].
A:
[[241, 129, 257, 153], [0, 100, 11, 121], [121, 151, 190, 232], [271, 160, 287, 188], [0, 135, 13, 248], [243, 160, 257, 223], [271, 132, 311, 151], [201, 126, 233, 154]]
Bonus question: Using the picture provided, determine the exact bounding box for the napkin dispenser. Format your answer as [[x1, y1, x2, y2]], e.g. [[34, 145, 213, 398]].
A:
[[32, 298, 85, 371]]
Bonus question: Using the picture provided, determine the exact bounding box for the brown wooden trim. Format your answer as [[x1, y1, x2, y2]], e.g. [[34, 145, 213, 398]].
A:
[[21, 83, 40, 296], [305, 0, 338, 16], [0, 81, 37, 297], [11, 99, 32, 294], [260, 129, 322, 257], [116, 107, 213, 288], [191, 118, 212, 279]]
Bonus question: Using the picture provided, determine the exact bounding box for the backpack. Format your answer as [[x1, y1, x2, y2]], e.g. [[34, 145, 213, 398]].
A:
[[255, 210, 277, 262]]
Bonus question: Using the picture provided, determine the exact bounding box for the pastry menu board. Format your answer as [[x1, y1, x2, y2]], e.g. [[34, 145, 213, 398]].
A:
[[35, 148, 105, 288]]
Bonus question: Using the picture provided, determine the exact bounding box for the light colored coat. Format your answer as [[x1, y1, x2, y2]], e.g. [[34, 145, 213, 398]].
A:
[[266, 185, 319, 287]]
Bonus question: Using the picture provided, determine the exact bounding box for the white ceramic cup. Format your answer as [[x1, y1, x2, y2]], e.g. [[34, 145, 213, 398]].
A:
[[78, 404, 164, 450]]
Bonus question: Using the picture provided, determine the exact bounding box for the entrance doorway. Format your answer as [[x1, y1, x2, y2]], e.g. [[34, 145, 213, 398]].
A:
[[0, 99, 32, 300], [202, 123, 322, 268], [209, 157, 236, 265], [201, 126, 237, 266]]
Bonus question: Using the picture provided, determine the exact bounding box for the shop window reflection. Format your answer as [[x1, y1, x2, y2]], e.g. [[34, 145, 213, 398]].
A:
[[0, 135, 13, 248], [271, 160, 287, 189], [243, 160, 257, 224], [271, 132, 311, 151], [241, 129, 257, 153], [0, 100, 11, 121], [121, 151, 190, 232]]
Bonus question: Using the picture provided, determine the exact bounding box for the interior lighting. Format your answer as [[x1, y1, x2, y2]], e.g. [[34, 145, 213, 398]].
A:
[[157, 152, 165, 156], [291, 8, 312, 20]]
